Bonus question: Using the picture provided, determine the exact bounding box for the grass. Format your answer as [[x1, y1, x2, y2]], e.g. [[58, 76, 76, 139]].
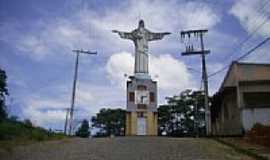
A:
[[0, 119, 66, 153]]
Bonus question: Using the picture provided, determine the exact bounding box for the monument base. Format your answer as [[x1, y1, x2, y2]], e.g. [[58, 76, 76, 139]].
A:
[[125, 76, 158, 136], [125, 111, 158, 136]]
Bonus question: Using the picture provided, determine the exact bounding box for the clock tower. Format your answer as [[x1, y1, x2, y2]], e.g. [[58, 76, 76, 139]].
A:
[[112, 20, 170, 136]]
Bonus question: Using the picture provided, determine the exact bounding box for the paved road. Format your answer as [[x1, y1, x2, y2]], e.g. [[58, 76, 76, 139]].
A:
[[3, 137, 254, 160]]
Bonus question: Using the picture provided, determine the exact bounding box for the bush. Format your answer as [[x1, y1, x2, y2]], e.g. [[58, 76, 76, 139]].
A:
[[0, 120, 22, 140], [0, 119, 65, 142], [30, 129, 48, 141], [76, 119, 90, 138]]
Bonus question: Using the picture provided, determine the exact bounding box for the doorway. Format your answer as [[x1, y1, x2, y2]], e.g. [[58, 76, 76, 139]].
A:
[[137, 117, 146, 135]]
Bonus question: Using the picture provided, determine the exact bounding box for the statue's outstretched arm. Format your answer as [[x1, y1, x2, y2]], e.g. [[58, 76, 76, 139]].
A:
[[112, 30, 133, 40], [148, 32, 171, 41]]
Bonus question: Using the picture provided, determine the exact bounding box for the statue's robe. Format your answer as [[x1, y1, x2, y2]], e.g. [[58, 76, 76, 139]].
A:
[[118, 29, 168, 74]]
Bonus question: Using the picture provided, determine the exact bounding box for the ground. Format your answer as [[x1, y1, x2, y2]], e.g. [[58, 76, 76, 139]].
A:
[[2, 137, 256, 160], [217, 137, 270, 159]]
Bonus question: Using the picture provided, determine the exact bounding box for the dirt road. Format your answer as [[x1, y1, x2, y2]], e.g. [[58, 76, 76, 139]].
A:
[[2, 137, 255, 160]]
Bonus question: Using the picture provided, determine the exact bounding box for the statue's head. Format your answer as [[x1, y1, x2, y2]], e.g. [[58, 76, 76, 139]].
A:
[[138, 20, 145, 28]]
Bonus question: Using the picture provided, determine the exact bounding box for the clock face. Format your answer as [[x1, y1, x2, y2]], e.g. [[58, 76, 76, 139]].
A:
[[135, 90, 149, 104]]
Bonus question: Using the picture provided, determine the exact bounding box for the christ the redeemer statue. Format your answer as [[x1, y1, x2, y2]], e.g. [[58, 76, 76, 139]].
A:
[[113, 20, 170, 78]]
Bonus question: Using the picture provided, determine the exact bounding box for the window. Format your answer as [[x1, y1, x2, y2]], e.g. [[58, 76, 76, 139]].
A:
[[244, 92, 270, 107], [150, 92, 155, 102], [129, 92, 134, 102]]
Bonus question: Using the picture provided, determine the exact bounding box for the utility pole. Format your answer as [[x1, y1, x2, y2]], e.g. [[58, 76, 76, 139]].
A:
[[64, 108, 69, 135], [180, 29, 211, 135], [68, 49, 97, 135]]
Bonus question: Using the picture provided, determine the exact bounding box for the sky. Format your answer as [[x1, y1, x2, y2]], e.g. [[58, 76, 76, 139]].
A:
[[0, 0, 270, 131]]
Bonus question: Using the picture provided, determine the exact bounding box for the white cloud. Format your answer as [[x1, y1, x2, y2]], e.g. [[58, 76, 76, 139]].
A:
[[91, 0, 220, 31], [1, 0, 221, 60], [150, 54, 192, 91], [23, 96, 69, 128], [178, 1, 221, 30], [106, 52, 193, 95], [15, 18, 94, 60], [230, 0, 270, 37], [76, 89, 95, 107], [228, 0, 270, 65], [24, 106, 66, 128], [22, 82, 125, 129], [26, 96, 68, 110], [106, 51, 134, 87], [17, 36, 49, 60]]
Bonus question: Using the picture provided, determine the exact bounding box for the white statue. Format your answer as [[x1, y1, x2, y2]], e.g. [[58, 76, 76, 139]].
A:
[[113, 20, 170, 76]]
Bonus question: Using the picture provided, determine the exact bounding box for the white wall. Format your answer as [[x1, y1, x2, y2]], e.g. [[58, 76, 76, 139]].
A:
[[242, 108, 270, 130]]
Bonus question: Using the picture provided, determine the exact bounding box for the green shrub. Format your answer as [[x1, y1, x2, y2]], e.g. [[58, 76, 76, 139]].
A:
[[0, 120, 66, 142], [0, 121, 21, 140], [30, 130, 48, 141]]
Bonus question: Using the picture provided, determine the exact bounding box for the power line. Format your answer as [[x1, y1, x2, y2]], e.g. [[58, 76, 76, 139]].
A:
[[224, 0, 270, 61], [236, 37, 270, 61], [208, 0, 270, 78], [223, 16, 269, 65], [208, 37, 270, 78], [237, 15, 269, 47]]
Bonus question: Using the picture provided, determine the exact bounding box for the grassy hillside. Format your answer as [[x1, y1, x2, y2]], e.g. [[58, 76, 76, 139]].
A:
[[0, 119, 66, 152]]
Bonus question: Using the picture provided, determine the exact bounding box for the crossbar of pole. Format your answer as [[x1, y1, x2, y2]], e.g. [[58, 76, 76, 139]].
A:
[[182, 50, 210, 56], [72, 49, 97, 55], [180, 29, 208, 36]]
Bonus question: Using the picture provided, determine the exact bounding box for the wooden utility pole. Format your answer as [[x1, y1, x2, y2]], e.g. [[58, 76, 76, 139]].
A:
[[68, 49, 97, 135], [180, 29, 211, 135]]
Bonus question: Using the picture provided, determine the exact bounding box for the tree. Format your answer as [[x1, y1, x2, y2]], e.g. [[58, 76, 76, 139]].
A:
[[158, 89, 206, 137], [75, 119, 90, 138], [91, 108, 125, 136], [9, 115, 18, 122], [24, 119, 33, 128], [0, 68, 8, 121]]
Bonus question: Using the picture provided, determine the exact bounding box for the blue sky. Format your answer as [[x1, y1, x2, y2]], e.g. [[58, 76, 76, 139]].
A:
[[0, 0, 269, 131]]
